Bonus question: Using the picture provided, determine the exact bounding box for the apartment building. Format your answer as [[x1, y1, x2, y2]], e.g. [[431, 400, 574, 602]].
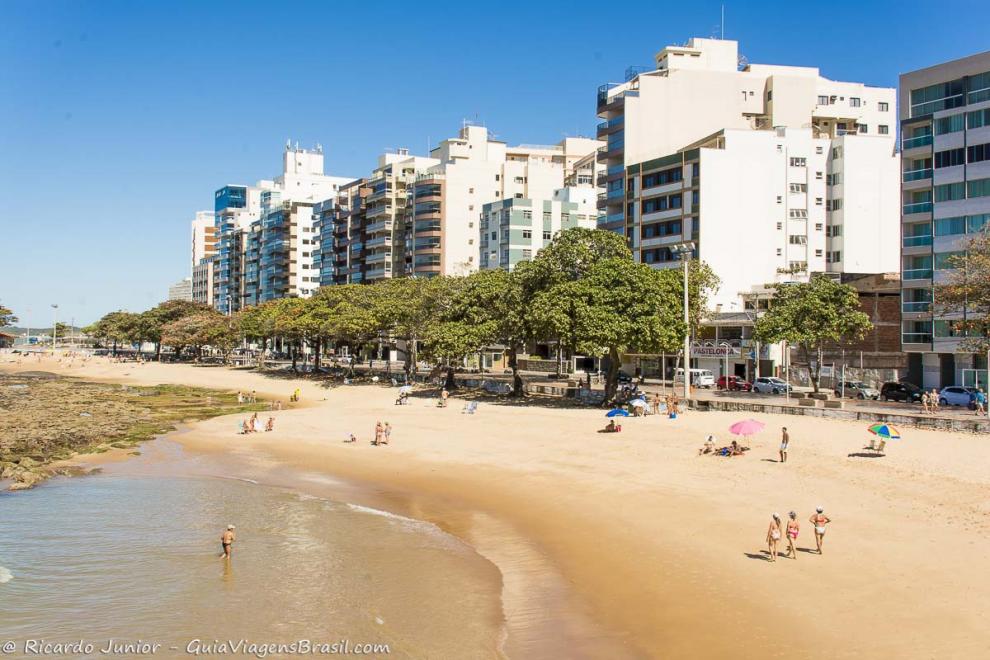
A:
[[479, 187, 598, 270], [191, 257, 215, 306], [167, 278, 193, 302], [596, 37, 899, 379], [408, 125, 601, 277], [900, 51, 990, 388], [190, 211, 218, 271], [212, 143, 353, 311]]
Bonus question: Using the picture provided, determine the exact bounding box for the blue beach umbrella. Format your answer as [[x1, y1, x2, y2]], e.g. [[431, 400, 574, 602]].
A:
[[606, 408, 631, 418]]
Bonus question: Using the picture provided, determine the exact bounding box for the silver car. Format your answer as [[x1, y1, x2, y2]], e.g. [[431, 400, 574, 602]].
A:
[[834, 381, 880, 399]]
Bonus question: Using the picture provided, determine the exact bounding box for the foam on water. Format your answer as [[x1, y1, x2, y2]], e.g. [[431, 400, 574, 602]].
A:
[[0, 566, 12, 583]]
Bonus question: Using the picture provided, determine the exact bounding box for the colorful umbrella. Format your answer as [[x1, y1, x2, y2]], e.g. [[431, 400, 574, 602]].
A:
[[729, 419, 766, 436], [629, 399, 647, 408], [606, 409, 631, 417], [868, 423, 901, 440]]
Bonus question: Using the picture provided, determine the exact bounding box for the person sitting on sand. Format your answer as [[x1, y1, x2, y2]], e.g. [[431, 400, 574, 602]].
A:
[[265, 417, 274, 432], [784, 511, 800, 559], [730, 440, 748, 455], [345, 433, 357, 443], [604, 419, 617, 433], [766, 514, 782, 563], [219, 525, 236, 559], [809, 507, 831, 554], [698, 435, 716, 455]]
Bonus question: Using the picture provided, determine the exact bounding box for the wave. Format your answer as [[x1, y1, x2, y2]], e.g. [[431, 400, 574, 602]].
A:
[[0, 566, 12, 583]]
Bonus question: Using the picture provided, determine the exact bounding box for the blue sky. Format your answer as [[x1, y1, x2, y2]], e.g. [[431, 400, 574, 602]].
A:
[[1, 0, 988, 327]]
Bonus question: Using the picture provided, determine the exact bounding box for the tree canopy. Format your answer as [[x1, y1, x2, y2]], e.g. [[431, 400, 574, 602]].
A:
[[933, 233, 990, 352], [0, 302, 17, 327]]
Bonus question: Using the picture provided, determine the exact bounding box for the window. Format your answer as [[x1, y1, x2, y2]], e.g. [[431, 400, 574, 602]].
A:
[[935, 148, 965, 168], [879, 125, 889, 135], [542, 231, 551, 240], [776, 248, 782, 256], [815, 146, 823, 155], [815, 171, 823, 180], [969, 214, 990, 232], [832, 147, 842, 159], [514, 193, 523, 199], [561, 213, 570, 221], [815, 249, 823, 257], [468, 188, 474, 194], [789, 183, 807, 193], [641, 219, 682, 239], [935, 251, 965, 270], [968, 143, 990, 164], [767, 90, 773, 101], [789, 157, 806, 167], [879, 102, 889, 112], [816, 223, 824, 231], [776, 222, 783, 230], [522, 210, 532, 219], [491, 232, 497, 240], [968, 108, 990, 129], [934, 216, 967, 236], [521, 249, 532, 259], [911, 79, 964, 116], [513, 176, 526, 184], [935, 182, 965, 202], [815, 197, 823, 206], [817, 95, 829, 105], [935, 114, 965, 135], [827, 225, 841, 237], [543, 212, 551, 221], [521, 230, 532, 239], [495, 174, 500, 181], [789, 235, 807, 245], [789, 209, 808, 219], [641, 166, 683, 188], [969, 178, 990, 198], [776, 195, 782, 204], [858, 124, 868, 133], [827, 251, 841, 263], [830, 199, 843, 211]]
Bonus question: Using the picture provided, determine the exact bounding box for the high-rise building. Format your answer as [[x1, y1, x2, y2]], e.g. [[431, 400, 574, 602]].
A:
[[408, 125, 600, 277], [191, 257, 215, 307], [899, 51, 990, 388], [596, 37, 899, 309], [211, 143, 354, 311], [168, 277, 193, 302], [190, 210, 218, 271], [480, 188, 598, 271]]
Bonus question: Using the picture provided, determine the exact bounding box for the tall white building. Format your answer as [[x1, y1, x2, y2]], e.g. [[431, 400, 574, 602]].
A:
[[190, 210, 218, 271], [408, 125, 601, 277], [596, 37, 899, 311], [168, 278, 192, 302]]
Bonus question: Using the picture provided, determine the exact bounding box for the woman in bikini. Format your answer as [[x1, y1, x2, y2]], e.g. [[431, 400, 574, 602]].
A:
[[784, 511, 800, 559], [766, 513, 782, 562], [809, 507, 831, 554]]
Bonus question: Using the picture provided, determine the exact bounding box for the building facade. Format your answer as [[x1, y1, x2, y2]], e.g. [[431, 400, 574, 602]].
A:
[[190, 210, 218, 271], [168, 277, 193, 302], [191, 257, 215, 306], [479, 187, 598, 270], [900, 51, 990, 388]]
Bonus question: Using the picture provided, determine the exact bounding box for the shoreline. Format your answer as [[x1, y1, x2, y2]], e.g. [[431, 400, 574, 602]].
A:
[[4, 357, 990, 658]]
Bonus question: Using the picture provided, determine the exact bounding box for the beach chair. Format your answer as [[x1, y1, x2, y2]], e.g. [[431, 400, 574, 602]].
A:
[[462, 401, 478, 414]]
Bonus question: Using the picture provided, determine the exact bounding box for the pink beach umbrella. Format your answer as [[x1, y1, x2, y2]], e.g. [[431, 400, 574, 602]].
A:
[[729, 419, 766, 437]]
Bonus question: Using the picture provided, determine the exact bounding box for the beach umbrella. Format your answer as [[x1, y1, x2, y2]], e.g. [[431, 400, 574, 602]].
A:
[[398, 385, 413, 394], [729, 419, 766, 436], [629, 399, 647, 408], [867, 423, 901, 440], [606, 408, 631, 417]]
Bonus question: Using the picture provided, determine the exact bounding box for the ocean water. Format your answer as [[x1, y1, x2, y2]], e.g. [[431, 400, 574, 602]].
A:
[[0, 475, 505, 657]]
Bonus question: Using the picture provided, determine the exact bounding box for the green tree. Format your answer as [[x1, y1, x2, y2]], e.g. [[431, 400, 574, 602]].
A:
[[522, 228, 632, 376], [318, 285, 381, 375], [237, 301, 279, 367], [753, 274, 872, 393], [160, 310, 229, 359], [933, 233, 990, 352], [52, 321, 72, 341], [530, 258, 686, 401], [138, 300, 212, 359], [83, 311, 141, 355], [0, 302, 17, 327], [373, 277, 457, 377]]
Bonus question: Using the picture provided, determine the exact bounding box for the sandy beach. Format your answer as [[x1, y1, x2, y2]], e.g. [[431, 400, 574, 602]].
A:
[[4, 355, 990, 659]]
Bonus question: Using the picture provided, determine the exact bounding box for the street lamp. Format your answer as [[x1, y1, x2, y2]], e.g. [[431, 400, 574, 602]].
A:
[[719, 341, 731, 387], [51, 304, 59, 354], [672, 242, 696, 400]]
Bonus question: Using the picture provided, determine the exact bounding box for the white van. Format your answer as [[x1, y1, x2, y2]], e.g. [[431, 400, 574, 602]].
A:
[[673, 368, 716, 388]]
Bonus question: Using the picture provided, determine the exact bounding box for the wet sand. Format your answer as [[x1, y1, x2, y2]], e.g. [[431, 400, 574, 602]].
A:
[[5, 355, 990, 658]]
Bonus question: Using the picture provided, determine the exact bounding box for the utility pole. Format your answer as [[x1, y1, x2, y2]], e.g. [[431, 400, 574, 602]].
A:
[[51, 304, 59, 354], [673, 242, 696, 400]]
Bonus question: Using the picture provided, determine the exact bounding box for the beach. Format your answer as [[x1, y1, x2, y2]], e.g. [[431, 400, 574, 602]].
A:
[[3, 355, 990, 658]]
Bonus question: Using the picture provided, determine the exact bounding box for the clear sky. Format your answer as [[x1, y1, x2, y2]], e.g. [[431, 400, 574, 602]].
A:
[[2, 0, 988, 328]]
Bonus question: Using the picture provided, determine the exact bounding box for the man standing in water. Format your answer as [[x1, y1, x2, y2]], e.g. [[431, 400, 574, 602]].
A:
[[220, 525, 236, 559], [809, 507, 831, 554], [779, 427, 790, 463]]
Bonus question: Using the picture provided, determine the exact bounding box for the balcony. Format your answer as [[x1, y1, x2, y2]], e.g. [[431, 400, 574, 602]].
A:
[[902, 235, 933, 248], [902, 135, 932, 149], [365, 204, 391, 219], [902, 301, 931, 313], [365, 267, 390, 280], [902, 202, 933, 215], [365, 235, 392, 248], [366, 219, 394, 234], [903, 168, 932, 182], [365, 251, 392, 264], [596, 115, 625, 136], [903, 268, 933, 281], [902, 333, 933, 344]]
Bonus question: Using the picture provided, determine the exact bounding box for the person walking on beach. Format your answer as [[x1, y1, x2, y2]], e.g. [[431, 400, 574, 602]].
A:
[[975, 388, 986, 416], [930, 389, 940, 414], [219, 525, 236, 559], [373, 421, 384, 445], [766, 514, 782, 562], [809, 507, 831, 554], [383, 422, 392, 445], [440, 388, 449, 408], [265, 417, 274, 432], [784, 511, 800, 559], [921, 391, 930, 415], [779, 427, 790, 463]]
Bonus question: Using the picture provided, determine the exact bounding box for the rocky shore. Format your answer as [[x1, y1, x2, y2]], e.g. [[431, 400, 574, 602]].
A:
[[0, 370, 265, 490]]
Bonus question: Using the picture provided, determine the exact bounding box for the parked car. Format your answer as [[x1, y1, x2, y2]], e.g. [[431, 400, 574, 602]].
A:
[[833, 380, 880, 399], [717, 375, 752, 391], [616, 370, 634, 383], [938, 386, 977, 409], [879, 382, 923, 403], [674, 368, 716, 388], [752, 377, 791, 394]]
